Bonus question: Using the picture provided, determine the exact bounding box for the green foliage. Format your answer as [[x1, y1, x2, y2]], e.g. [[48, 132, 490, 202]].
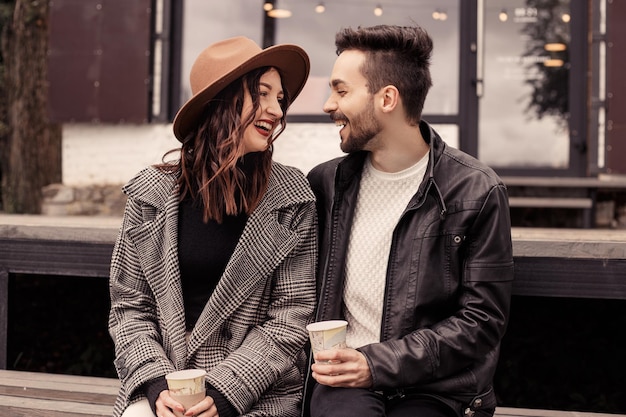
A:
[[520, 0, 571, 128]]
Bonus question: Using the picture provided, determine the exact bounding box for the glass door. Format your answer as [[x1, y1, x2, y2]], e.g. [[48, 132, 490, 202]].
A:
[[474, 0, 586, 175]]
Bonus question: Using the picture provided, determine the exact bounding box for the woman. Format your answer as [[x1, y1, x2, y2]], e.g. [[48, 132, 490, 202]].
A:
[[108, 37, 317, 417]]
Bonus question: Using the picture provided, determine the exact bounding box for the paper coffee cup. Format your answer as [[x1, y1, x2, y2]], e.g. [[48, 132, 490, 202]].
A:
[[306, 320, 348, 360], [165, 369, 206, 417]]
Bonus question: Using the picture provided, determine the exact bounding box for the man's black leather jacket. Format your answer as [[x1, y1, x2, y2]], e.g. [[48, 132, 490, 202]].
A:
[[303, 121, 514, 416]]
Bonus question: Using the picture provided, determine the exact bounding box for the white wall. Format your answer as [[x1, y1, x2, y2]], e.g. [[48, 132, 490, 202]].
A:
[[61, 123, 345, 185], [62, 124, 179, 185], [62, 122, 458, 186]]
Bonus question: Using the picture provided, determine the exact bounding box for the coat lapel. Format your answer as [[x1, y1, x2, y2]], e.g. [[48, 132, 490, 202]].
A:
[[186, 190, 300, 357]]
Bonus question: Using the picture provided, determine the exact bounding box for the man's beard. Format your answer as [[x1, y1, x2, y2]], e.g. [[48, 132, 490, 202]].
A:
[[339, 99, 381, 154]]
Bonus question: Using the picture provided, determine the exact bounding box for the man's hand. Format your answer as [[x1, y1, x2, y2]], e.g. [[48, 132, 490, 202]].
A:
[[311, 348, 373, 388], [156, 389, 219, 417]]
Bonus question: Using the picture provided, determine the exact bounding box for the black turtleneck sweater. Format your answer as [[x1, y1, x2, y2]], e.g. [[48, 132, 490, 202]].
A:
[[177, 194, 248, 330]]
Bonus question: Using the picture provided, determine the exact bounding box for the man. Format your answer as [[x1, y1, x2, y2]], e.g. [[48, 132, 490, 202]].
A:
[[303, 25, 514, 417]]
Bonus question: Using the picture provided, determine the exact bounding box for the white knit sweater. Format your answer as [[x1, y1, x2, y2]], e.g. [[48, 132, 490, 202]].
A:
[[343, 153, 429, 348]]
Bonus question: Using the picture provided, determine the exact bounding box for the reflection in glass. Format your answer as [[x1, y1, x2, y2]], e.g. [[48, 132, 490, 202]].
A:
[[274, 0, 460, 116], [479, 0, 571, 169], [521, 0, 570, 130], [180, 1, 264, 105]]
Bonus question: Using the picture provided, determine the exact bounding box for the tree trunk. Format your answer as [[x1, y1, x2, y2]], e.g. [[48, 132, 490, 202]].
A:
[[1, 0, 61, 214]]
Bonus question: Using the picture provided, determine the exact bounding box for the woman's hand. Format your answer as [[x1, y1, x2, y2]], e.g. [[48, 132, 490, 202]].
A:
[[156, 390, 219, 417]]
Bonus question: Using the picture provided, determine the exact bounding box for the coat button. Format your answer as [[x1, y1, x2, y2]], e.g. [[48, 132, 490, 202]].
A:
[[119, 367, 129, 379], [464, 408, 475, 417], [474, 398, 483, 408]]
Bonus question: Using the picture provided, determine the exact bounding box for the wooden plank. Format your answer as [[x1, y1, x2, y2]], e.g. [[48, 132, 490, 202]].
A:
[[0, 371, 118, 416], [0, 394, 113, 417], [508, 197, 593, 209], [0, 370, 119, 391], [513, 257, 626, 299], [512, 227, 626, 243], [0, 214, 120, 242], [511, 227, 626, 259], [502, 176, 626, 189], [496, 407, 624, 417], [0, 370, 120, 387], [0, 370, 118, 405], [0, 384, 116, 405], [0, 239, 113, 277]]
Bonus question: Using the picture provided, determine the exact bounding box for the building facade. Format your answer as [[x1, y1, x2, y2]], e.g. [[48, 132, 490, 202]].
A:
[[46, 0, 625, 185]]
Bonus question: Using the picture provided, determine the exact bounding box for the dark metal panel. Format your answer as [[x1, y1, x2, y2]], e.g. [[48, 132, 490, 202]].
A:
[[47, 0, 102, 122], [606, 0, 626, 175], [458, 0, 478, 158], [167, 0, 184, 121], [98, 0, 151, 123], [0, 270, 7, 369], [4, 237, 626, 299], [3, 225, 626, 367], [47, 0, 152, 123], [0, 239, 113, 278], [513, 257, 626, 299]]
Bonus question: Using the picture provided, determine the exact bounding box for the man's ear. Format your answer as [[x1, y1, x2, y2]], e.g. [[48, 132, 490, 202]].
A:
[[379, 85, 399, 113]]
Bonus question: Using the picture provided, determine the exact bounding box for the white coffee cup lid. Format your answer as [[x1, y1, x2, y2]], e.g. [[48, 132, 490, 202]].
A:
[[166, 369, 206, 380], [306, 320, 348, 332]]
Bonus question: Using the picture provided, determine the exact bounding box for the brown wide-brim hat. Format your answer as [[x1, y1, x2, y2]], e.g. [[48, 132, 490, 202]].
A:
[[172, 36, 310, 142]]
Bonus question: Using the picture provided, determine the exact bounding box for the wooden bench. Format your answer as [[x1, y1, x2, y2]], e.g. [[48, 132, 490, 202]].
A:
[[0, 369, 624, 417], [502, 175, 626, 228], [0, 369, 118, 416], [508, 197, 593, 209], [0, 370, 626, 417], [2, 216, 626, 369]]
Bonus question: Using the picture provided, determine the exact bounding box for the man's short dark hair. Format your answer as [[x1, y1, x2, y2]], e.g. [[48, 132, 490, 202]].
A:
[[335, 25, 433, 125]]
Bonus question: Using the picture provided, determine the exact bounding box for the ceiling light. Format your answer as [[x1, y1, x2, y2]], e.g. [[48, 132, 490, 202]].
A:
[[315, 2, 325, 13], [561, 13, 571, 23], [267, 8, 292, 18], [263, 2, 273, 11], [543, 59, 564, 67], [374, 5, 383, 17], [499, 9, 508, 22], [544, 43, 567, 52]]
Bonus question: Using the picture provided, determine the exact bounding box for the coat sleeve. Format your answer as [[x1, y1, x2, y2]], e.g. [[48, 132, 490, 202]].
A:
[[359, 184, 514, 389]]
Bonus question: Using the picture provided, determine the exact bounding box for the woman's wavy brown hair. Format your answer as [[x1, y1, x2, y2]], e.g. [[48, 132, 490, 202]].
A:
[[158, 66, 290, 223]]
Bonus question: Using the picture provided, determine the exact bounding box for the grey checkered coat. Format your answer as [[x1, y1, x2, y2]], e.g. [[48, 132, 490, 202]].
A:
[[108, 161, 317, 417]]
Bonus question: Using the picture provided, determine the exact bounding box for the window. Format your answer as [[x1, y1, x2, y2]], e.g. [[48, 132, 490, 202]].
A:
[[272, 0, 460, 117], [478, 0, 574, 170]]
